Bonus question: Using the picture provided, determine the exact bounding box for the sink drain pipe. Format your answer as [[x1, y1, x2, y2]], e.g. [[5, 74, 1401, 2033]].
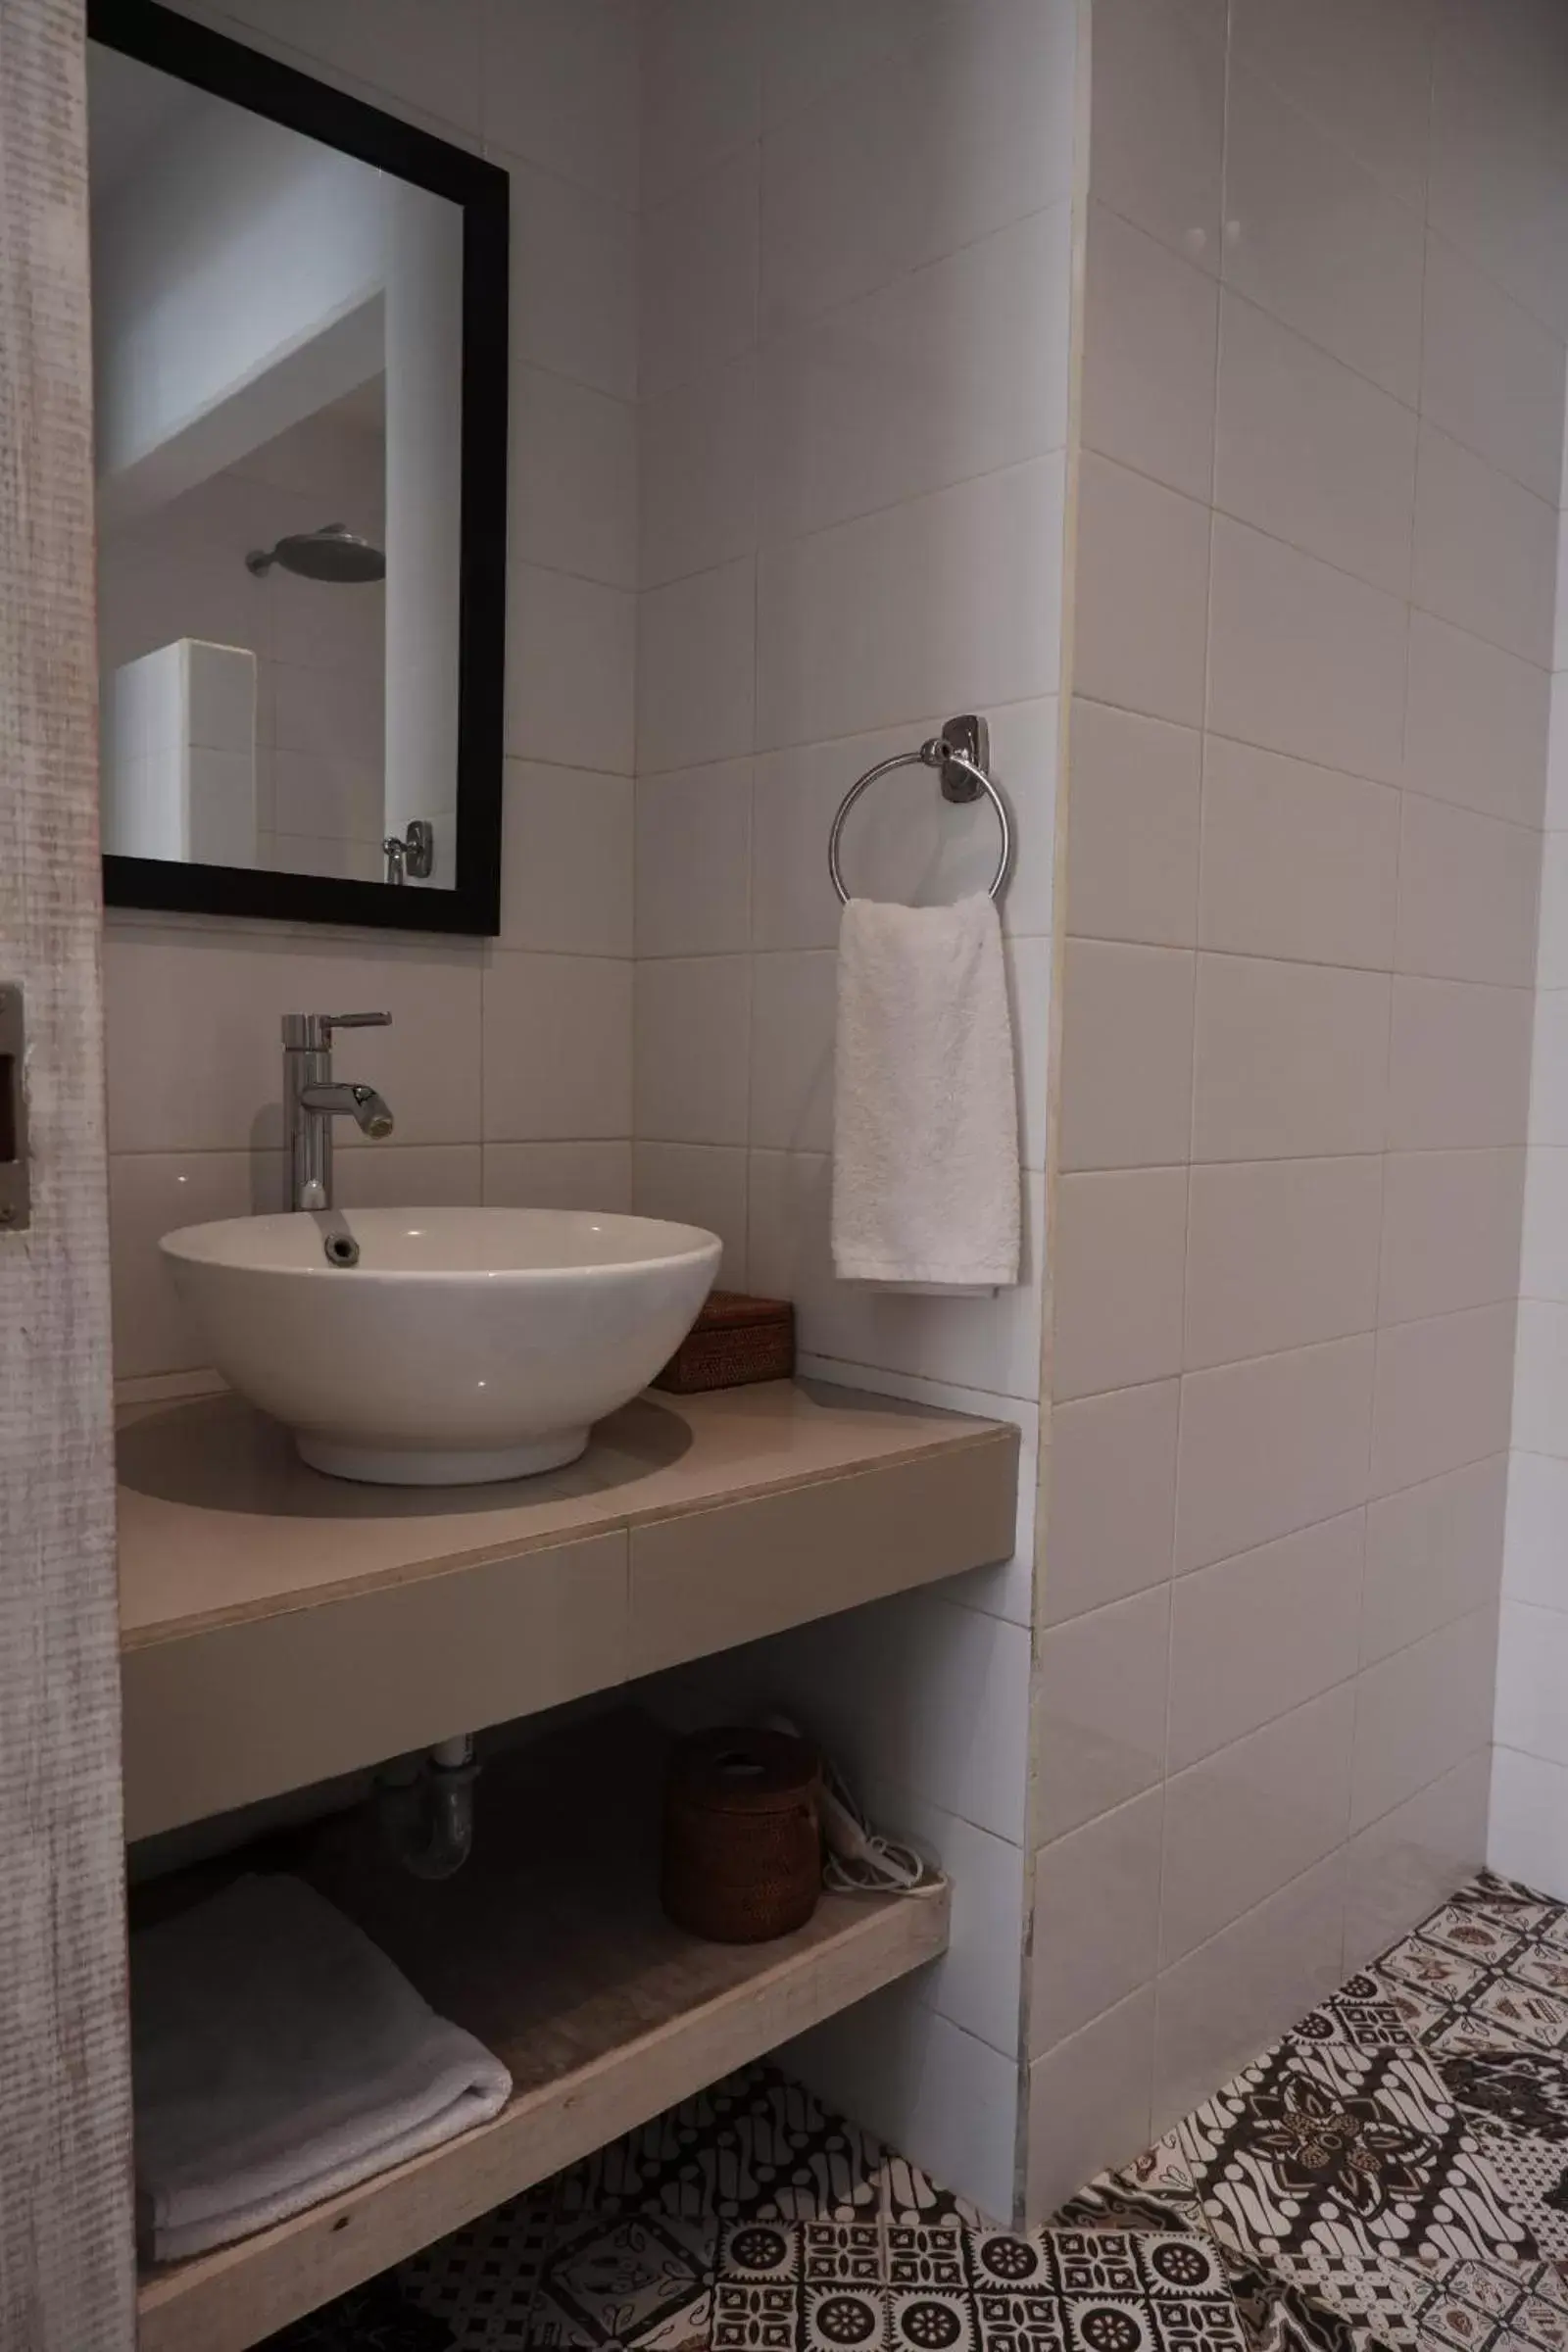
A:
[[375, 1734, 478, 1879]]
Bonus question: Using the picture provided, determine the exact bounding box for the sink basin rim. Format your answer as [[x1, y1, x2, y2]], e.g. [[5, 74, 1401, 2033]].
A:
[[160, 1206, 721, 1283]]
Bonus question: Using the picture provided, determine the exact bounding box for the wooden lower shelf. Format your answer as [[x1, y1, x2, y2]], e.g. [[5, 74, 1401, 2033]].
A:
[[134, 1721, 950, 2352]]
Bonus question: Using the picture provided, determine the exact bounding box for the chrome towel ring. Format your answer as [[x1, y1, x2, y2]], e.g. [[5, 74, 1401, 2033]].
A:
[[827, 711, 1012, 906]]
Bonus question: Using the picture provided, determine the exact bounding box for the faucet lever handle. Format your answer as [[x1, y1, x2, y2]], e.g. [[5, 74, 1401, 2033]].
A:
[[323, 1010, 392, 1032]]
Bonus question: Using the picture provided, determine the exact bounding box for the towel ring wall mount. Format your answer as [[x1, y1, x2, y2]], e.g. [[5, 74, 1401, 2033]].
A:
[[827, 712, 1012, 906]]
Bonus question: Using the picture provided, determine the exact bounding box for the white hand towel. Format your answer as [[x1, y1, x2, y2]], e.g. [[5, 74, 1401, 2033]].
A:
[[131, 1873, 513, 2263], [831, 892, 1020, 1289]]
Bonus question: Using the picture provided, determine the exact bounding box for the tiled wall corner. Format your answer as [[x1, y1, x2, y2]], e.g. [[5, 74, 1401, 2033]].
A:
[[1028, 0, 1568, 2226], [631, 0, 1078, 2218]]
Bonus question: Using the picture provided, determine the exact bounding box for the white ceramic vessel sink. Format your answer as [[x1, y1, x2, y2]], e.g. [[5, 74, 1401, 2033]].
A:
[[161, 1207, 721, 1486]]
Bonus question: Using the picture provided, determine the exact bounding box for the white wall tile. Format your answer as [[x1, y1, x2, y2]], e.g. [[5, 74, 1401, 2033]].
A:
[[1530, 994, 1568, 1151], [482, 1140, 632, 1213], [632, 1142, 748, 1285], [1160, 1683, 1357, 1963], [1421, 231, 1568, 504], [109, 1149, 281, 1377], [1192, 956, 1391, 1162], [1403, 612, 1551, 828], [1523, 1149, 1568, 1302], [758, 207, 1071, 550], [1221, 66, 1425, 404], [480, 953, 632, 1143], [512, 367, 637, 594], [641, 0, 760, 208], [771, 1588, 1034, 1846], [1035, 1586, 1171, 1840], [1387, 978, 1535, 1151], [640, 147, 759, 401], [480, 0, 638, 208], [760, 0, 1076, 337], [858, 1779, 1026, 2058], [1515, 1298, 1568, 1459], [1031, 1787, 1164, 2049], [1184, 1156, 1383, 1371], [1044, 1381, 1180, 1627], [105, 930, 483, 1154], [1347, 1746, 1491, 1970], [1379, 1150, 1526, 1326], [1490, 1744, 1568, 1901], [1053, 1169, 1188, 1401], [640, 358, 758, 592], [1073, 458, 1210, 729], [789, 1983, 1021, 2227], [1353, 1601, 1501, 1831], [756, 458, 1064, 753], [506, 564, 636, 774], [634, 956, 752, 1146], [1199, 739, 1400, 970], [331, 1144, 483, 1209], [1058, 943, 1196, 1173], [1537, 837, 1568, 989], [1395, 797, 1542, 989], [508, 153, 637, 401], [1371, 1301, 1517, 1496], [1412, 423, 1558, 670], [1363, 1453, 1508, 1665], [1067, 703, 1201, 950], [1429, 0, 1568, 340], [1167, 1509, 1364, 1765], [1207, 517, 1408, 785], [1080, 204, 1218, 503], [1152, 1850, 1348, 2133], [635, 761, 753, 959], [499, 763, 634, 956], [749, 950, 836, 1153], [1025, 1988, 1156, 2229], [1090, 0, 1225, 272], [1505, 1449, 1568, 1607], [1228, 0, 1436, 210], [1214, 293, 1418, 598], [1174, 1338, 1374, 1573], [637, 561, 757, 777]]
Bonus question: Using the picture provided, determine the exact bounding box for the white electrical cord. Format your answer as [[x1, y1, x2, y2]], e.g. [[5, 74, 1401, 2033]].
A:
[[765, 1714, 946, 1898]]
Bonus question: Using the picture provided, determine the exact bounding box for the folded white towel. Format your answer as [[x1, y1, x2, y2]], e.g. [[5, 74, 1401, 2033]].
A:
[[131, 1873, 513, 2263], [831, 892, 1021, 1289]]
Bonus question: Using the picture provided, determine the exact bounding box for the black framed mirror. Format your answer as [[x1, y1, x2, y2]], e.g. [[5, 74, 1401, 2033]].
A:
[[88, 0, 509, 936]]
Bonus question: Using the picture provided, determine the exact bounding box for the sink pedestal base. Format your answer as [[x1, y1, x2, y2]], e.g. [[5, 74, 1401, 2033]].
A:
[[296, 1428, 591, 1487]]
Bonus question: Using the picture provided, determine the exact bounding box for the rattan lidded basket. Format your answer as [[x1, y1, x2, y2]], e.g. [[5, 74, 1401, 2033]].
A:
[[661, 1726, 822, 1943]]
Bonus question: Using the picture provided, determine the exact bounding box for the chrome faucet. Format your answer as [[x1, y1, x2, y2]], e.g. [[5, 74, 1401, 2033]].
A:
[[282, 1011, 395, 1211]]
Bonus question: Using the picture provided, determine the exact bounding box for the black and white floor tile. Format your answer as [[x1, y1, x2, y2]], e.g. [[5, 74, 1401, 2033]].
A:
[[267, 1871, 1568, 2352]]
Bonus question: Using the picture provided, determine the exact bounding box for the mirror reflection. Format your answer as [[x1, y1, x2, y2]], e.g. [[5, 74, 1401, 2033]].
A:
[[88, 42, 464, 890]]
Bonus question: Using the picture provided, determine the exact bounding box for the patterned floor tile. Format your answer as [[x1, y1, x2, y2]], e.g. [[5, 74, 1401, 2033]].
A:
[[273, 1866, 1568, 2352]]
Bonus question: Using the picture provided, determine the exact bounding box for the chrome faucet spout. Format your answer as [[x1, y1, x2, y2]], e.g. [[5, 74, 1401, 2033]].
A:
[[300, 1081, 395, 1140], [282, 1011, 395, 1210]]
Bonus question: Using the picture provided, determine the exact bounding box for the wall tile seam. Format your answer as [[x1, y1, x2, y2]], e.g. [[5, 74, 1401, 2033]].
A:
[[637, 718, 1061, 795], [1068, 697, 1553, 816], [1092, 449, 1554, 681], [511, 544, 641, 600], [1096, 232, 1568, 504], [485, 135, 642, 228], [1217, 30, 1550, 426], [639, 414, 1073, 598], [1049, 1475, 1509, 1610], [744, 201, 1080, 364]]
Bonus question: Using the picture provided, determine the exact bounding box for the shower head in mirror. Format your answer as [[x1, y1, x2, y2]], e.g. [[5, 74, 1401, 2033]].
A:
[[246, 522, 385, 583]]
